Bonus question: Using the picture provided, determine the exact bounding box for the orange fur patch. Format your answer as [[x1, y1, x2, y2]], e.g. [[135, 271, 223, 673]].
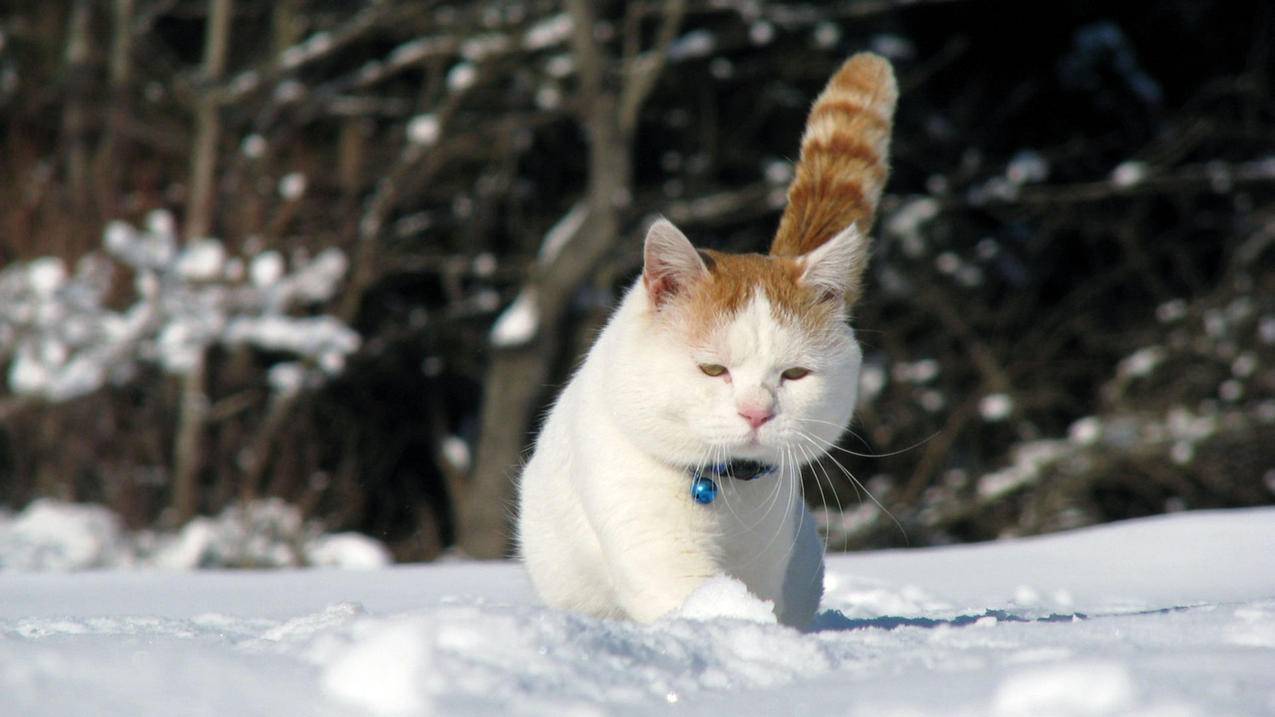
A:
[[672, 251, 839, 340]]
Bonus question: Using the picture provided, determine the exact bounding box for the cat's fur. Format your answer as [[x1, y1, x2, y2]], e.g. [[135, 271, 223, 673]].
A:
[[517, 54, 897, 629]]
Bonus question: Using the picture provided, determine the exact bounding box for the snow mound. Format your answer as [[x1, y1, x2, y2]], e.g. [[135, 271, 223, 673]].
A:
[[0, 498, 389, 571], [992, 661, 1135, 716], [673, 575, 777, 624], [322, 601, 827, 715], [0, 499, 128, 570]]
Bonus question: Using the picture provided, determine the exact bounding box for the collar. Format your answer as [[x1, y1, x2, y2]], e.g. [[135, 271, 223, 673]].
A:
[[696, 459, 777, 482], [689, 459, 776, 505]]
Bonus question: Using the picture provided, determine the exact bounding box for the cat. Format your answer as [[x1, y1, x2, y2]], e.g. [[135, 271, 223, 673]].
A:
[[517, 53, 897, 629]]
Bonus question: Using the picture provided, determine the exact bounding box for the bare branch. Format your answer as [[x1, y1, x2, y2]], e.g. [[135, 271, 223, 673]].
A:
[[565, 0, 603, 98], [618, 0, 687, 136]]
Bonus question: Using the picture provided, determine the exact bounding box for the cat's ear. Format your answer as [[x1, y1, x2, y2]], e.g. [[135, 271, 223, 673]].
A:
[[798, 223, 869, 305], [643, 219, 708, 308]]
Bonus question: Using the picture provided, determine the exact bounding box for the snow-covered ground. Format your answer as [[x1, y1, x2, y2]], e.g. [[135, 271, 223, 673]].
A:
[[2, 508, 1273, 716]]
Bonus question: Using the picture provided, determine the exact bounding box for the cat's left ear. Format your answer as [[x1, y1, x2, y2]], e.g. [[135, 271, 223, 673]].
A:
[[643, 218, 708, 309], [798, 224, 870, 305]]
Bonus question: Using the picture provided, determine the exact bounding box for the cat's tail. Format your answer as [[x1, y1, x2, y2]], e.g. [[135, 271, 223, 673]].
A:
[[770, 53, 897, 258]]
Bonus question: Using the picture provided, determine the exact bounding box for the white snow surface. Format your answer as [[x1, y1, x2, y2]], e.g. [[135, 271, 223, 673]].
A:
[[2, 508, 1273, 716]]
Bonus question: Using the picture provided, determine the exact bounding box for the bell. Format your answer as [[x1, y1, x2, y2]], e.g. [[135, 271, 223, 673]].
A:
[[690, 476, 718, 505]]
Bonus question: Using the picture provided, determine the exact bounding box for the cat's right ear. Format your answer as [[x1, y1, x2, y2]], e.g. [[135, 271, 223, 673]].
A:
[[643, 219, 708, 309]]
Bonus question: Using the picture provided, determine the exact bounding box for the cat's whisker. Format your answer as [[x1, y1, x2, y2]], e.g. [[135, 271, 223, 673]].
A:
[[755, 444, 798, 566], [793, 440, 834, 559], [794, 416, 939, 459], [796, 431, 910, 546], [791, 416, 874, 447], [793, 428, 864, 506], [787, 444, 810, 558], [790, 442, 828, 591], [736, 445, 791, 572]]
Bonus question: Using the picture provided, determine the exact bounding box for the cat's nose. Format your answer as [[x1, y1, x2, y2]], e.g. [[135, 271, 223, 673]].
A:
[[738, 407, 774, 429]]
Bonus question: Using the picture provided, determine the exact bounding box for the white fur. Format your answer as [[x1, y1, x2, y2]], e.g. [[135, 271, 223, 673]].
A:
[[517, 223, 863, 629]]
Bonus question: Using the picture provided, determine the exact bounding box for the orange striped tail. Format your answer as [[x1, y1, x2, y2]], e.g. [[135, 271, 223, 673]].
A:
[[770, 53, 897, 258]]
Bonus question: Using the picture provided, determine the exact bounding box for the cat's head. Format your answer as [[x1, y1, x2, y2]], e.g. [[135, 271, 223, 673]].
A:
[[612, 52, 896, 471], [616, 218, 865, 469]]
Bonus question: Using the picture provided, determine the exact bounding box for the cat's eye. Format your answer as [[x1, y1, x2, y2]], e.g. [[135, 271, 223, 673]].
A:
[[699, 363, 728, 377], [781, 367, 811, 381]]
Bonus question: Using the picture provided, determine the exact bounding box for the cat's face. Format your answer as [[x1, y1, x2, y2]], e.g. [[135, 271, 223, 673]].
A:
[[675, 286, 862, 468], [616, 219, 866, 469]]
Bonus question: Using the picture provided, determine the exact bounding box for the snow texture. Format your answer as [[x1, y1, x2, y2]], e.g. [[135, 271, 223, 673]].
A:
[[1, 508, 1272, 716]]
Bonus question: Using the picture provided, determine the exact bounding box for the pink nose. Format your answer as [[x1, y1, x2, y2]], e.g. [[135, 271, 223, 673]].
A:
[[738, 407, 774, 429]]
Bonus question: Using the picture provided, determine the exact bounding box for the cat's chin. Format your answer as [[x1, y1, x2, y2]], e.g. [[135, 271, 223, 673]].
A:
[[701, 441, 786, 467]]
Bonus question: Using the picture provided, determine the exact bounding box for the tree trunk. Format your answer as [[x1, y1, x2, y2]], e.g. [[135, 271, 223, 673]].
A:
[[184, 0, 233, 241], [459, 339, 553, 558], [62, 0, 93, 218], [171, 353, 208, 523], [94, 0, 135, 215], [168, 0, 232, 524]]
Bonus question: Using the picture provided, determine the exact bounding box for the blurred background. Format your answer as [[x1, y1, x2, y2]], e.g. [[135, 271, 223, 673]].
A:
[[1, 0, 1272, 569]]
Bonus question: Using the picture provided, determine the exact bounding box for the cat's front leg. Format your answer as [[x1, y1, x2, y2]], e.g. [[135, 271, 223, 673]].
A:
[[579, 469, 723, 623], [607, 528, 721, 623]]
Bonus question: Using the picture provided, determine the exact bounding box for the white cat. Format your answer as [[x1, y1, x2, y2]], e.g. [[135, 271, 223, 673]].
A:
[[517, 54, 897, 629]]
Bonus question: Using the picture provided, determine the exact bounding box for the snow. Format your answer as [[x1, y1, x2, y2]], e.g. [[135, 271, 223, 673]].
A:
[[1260, 317, 1275, 344], [406, 114, 440, 146], [0, 500, 124, 571], [3, 218, 358, 400], [535, 84, 562, 110], [668, 30, 715, 61], [885, 196, 940, 258], [523, 14, 573, 51], [26, 257, 66, 295], [278, 172, 308, 201], [1111, 160, 1148, 187], [1006, 150, 1049, 185], [544, 54, 574, 79], [251, 250, 286, 287], [990, 662, 1138, 717], [1068, 416, 1103, 445], [977, 440, 1068, 499], [858, 362, 887, 402], [441, 435, 471, 472], [748, 21, 775, 46], [489, 290, 540, 347], [675, 576, 777, 624], [446, 62, 477, 92], [461, 34, 512, 62], [241, 133, 267, 159], [870, 34, 916, 62], [813, 22, 841, 49], [537, 202, 587, 265], [0, 499, 389, 572], [979, 392, 1014, 421], [0, 509, 1272, 715], [176, 238, 227, 280]]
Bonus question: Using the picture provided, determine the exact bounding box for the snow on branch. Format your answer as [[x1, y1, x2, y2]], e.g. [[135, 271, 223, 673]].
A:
[[0, 211, 360, 403]]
